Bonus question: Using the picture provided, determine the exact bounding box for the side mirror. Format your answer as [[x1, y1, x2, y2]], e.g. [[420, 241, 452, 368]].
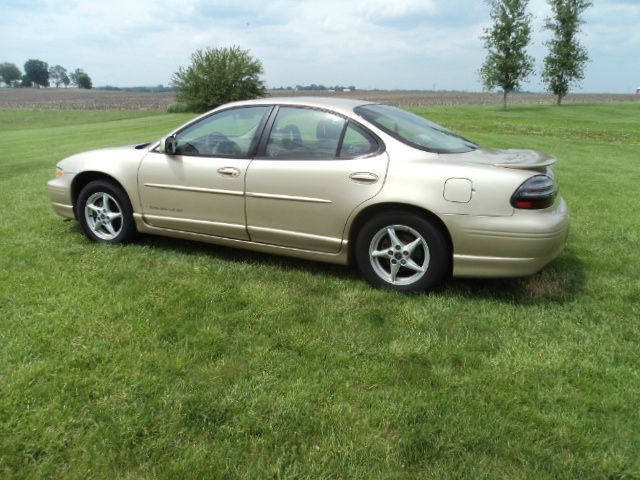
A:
[[159, 135, 177, 155]]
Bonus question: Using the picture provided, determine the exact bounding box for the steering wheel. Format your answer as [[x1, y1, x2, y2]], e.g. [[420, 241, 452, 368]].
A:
[[205, 131, 229, 151]]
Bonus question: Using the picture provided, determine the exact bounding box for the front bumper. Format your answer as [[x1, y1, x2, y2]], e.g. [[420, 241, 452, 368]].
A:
[[47, 175, 75, 219], [443, 197, 570, 278]]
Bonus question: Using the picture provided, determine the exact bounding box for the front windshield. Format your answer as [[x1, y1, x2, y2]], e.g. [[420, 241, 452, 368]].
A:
[[355, 104, 478, 153]]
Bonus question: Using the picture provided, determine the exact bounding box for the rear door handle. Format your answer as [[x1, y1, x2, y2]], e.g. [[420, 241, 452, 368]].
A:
[[218, 167, 241, 178], [349, 172, 378, 184]]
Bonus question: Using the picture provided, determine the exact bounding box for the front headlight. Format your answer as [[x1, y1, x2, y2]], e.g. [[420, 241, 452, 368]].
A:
[[55, 166, 64, 177]]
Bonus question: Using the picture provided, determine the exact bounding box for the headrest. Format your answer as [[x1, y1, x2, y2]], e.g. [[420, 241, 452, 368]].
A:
[[316, 119, 342, 140]]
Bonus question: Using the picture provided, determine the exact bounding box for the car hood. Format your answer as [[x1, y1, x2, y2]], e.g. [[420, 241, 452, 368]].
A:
[[447, 147, 557, 170], [58, 144, 150, 173]]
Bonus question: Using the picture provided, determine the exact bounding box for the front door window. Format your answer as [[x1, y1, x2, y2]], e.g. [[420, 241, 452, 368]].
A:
[[175, 106, 269, 157]]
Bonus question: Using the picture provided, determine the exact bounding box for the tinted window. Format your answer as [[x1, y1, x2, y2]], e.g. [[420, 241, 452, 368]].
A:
[[175, 106, 268, 157], [339, 123, 378, 157], [355, 104, 477, 154], [265, 107, 346, 159]]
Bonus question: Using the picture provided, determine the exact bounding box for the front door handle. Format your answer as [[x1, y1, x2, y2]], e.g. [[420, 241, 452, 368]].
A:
[[349, 172, 378, 184], [218, 167, 241, 178]]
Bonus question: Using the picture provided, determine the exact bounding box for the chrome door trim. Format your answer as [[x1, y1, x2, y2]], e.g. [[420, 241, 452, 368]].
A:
[[143, 182, 243, 197], [245, 192, 332, 204]]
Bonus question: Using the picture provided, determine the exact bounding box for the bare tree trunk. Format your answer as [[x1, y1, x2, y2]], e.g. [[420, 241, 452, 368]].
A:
[[556, 94, 563, 105], [502, 90, 508, 110]]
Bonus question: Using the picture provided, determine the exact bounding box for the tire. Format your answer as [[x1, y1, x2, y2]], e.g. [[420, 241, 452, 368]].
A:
[[76, 179, 137, 244], [354, 210, 450, 293]]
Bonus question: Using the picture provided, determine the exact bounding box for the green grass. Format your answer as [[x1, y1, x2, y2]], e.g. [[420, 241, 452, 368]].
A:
[[1, 104, 639, 479]]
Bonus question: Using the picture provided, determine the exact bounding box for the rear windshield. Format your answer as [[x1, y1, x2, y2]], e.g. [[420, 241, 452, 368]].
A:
[[355, 104, 477, 154]]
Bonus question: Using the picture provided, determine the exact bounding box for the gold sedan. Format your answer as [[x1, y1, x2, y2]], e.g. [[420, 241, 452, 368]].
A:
[[48, 97, 570, 292]]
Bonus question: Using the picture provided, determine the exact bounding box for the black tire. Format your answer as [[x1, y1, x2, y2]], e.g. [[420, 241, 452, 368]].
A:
[[354, 210, 450, 293], [76, 179, 137, 244]]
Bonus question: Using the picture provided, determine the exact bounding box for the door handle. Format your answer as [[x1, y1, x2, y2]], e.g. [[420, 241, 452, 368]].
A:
[[218, 167, 241, 178], [349, 172, 378, 184]]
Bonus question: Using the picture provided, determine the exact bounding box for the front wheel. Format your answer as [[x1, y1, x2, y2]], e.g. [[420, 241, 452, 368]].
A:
[[354, 211, 450, 293], [76, 180, 137, 244]]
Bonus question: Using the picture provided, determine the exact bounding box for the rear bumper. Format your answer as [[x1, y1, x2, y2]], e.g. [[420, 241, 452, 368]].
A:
[[443, 197, 570, 278], [47, 175, 75, 220]]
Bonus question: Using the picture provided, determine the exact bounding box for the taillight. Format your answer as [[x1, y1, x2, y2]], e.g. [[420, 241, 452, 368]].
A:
[[510, 175, 557, 209]]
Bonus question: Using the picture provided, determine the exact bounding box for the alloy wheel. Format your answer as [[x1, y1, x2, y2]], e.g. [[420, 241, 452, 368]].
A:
[[84, 192, 123, 241], [368, 224, 430, 285]]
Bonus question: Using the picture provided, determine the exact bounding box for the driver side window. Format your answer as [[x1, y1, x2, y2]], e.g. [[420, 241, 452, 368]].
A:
[[175, 106, 269, 157]]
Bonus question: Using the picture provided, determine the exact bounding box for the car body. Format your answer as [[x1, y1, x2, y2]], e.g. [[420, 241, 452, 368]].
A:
[[48, 97, 570, 292]]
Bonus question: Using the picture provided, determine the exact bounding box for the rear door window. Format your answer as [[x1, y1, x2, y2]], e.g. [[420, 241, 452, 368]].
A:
[[339, 123, 378, 158], [265, 107, 346, 159]]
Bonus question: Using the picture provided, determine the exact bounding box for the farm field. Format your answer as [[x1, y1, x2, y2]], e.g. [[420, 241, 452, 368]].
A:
[[1, 86, 639, 110], [1, 103, 639, 478]]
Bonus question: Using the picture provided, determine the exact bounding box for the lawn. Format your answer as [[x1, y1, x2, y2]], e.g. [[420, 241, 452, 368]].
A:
[[1, 103, 639, 479]]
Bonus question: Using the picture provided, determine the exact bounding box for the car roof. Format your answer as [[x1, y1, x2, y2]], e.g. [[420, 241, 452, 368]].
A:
[[224, 96, 375, 116]]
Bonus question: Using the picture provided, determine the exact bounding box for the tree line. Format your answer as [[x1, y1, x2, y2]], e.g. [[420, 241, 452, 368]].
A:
[[271, 84, 357, 92], [481, 0, 592, 108], [0, 59, 93, 89]]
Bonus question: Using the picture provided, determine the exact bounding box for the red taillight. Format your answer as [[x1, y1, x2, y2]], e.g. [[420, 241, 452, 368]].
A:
[[511, 175, 557, 210]]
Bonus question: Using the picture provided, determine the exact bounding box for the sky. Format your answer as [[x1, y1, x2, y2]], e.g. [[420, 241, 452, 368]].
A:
[[1, 0, 639, 93]]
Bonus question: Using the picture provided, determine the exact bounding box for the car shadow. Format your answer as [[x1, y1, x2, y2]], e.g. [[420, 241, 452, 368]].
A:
[[136, 233, 360, 280], [441, 248, 586, 305], [70, 222, 585, 305]]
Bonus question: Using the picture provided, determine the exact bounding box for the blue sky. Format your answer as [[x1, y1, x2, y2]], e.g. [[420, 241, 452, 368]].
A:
[[1, 0, 638, 92]]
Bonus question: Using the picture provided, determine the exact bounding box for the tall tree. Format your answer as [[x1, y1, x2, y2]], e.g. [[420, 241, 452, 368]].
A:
[[172, 46, 266, 112], [24, 59, 50, 87], [542, 0, 593, 105], [49, 65, 68, 88], [0, 63, 22, 87], [480, 0, 535, 110], [69, 68, 92, 89]]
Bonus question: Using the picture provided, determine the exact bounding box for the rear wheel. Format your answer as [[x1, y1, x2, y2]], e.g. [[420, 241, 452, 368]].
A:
[[76, 180, 137, 244], [355, 211, 450, 293]]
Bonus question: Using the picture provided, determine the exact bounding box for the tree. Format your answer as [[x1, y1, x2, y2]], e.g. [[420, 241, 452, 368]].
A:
[[542, 0, 592, 105], [61, 71, 70, 88], [0, 63, 22, 87], [480, 0, 535, 110], [24, 59, 50, 87], [76, 72, 92, 89], [49, 65, 68, 88], [70, 68, 93, 89], [172, 46, 266, 112], [21, 74, 32, 88]]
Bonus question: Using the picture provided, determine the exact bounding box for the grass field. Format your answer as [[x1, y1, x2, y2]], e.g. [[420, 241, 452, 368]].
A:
[[1, 103, 639, 478]]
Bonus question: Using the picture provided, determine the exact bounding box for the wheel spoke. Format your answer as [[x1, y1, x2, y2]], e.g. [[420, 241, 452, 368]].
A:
[[102, 193, 110, 211], [104, 221, 117, 236], [87, 203, 101, 213], [371, 249, 389, 258], [93, 219, 103, 231], [405, 237, 422, 255], [389, 261, 401, 282], [386, 227, 403, 248], [108, 212, 122, 221], [404, 258, 425, 273]]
